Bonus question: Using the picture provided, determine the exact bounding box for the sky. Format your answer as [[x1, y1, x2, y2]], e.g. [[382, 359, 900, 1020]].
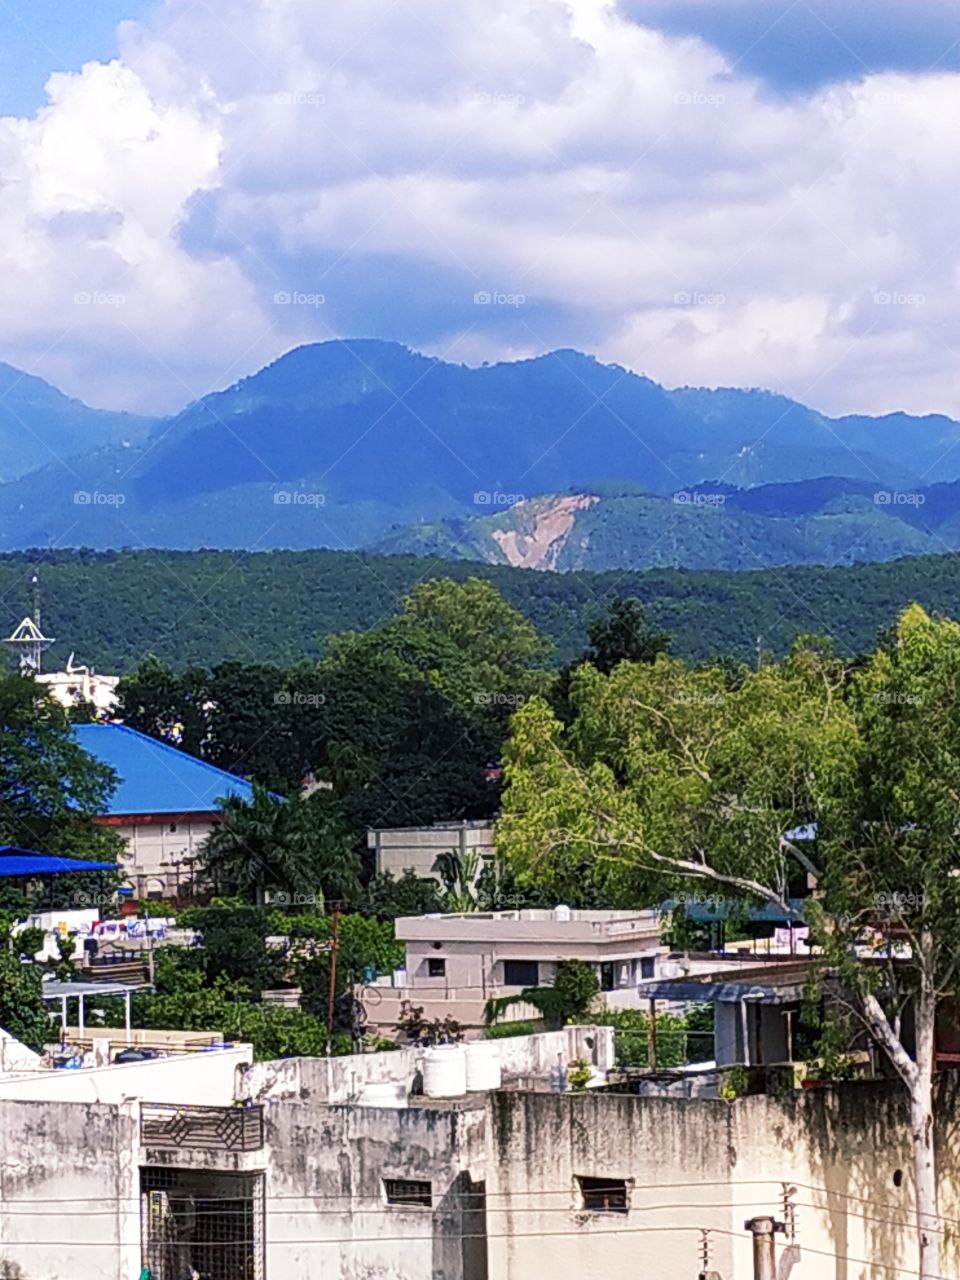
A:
[[1, 0, 960, 417]]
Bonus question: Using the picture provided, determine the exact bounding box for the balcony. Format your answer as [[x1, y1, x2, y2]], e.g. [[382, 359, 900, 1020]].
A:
[[140, 1103, 264, 1152]]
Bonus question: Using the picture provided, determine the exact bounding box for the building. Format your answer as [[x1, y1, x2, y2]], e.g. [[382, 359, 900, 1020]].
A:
[[73, 722, 257, 898], [37, 656, 120, 714], [368, 820, 495, 881], [364, 906, 667, 1037], [2, 1018, 960, 1280], [4, 605, 119, 713]]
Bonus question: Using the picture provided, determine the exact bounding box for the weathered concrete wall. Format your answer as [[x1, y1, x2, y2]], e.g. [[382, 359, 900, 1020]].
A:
[[0, 1099, 140, 1280], [264, 1100, 486, 1280], [485, 1075, 960, 1280], [244, 1030, 614, 1108]]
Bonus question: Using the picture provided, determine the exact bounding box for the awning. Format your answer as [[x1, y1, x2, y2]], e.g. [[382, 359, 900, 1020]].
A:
[[0, 846, 119, 877]]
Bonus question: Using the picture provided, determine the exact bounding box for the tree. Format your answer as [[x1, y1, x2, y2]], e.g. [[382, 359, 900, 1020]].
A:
[[361, 870, 444, 921], [485, 959, 599, 1029], [582, 597, 670, 673], [433, 848, 482, 912], [0, 672, 124, 903], [199, 786, 360, 907], [498, 613, 960, 1280], [0, 916, 49, 1051], [179, 904, 283, 997]]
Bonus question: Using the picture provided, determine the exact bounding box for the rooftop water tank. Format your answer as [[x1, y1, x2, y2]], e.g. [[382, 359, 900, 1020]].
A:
[[554, 904, 572, 922], [422, 1044, 468, 1098], [465, 1041, 502, 1091]]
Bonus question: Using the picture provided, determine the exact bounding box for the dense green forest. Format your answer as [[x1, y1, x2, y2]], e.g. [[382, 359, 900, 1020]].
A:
[[5, 547, 960, 672]]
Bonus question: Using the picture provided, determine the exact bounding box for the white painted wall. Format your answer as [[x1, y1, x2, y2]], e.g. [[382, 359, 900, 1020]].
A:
[[0, 1043, 251, 1105]]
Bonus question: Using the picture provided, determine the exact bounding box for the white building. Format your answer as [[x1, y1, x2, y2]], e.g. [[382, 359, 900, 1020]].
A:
[[364, 906, 666, 1037], [37, 657, 120, 714]]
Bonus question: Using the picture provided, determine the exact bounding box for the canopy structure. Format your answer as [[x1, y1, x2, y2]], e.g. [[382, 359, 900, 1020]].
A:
[[0, 846, 118, 876], [41, 979, 144, 1037]]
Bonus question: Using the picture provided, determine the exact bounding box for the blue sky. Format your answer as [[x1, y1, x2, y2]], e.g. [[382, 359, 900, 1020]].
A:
[[0, 0, 151, 115], [1, 0, 960, 421], [623, 0, 960, 91]]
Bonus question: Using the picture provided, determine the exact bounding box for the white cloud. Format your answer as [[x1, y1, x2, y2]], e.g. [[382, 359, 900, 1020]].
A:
[[1, 0, 960, 420]]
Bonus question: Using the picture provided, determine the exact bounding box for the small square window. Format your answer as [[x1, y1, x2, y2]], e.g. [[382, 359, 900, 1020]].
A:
[[384, 1178, 432, 1208], [577, 1176, 629, 1214], [427, 958, 446, 978]]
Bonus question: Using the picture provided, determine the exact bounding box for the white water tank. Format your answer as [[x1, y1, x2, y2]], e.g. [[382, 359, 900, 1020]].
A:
[[465, 1041, 502, 1091], [422, 1045, 468, 1098], [554, 904, 572, 922]]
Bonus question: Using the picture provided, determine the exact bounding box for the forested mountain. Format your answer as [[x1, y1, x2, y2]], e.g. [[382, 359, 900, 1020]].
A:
[[0, 362, 154, 483], [6, 546, 960, 672], [1, 339, 959, 561], [372, 478, 958, 571]]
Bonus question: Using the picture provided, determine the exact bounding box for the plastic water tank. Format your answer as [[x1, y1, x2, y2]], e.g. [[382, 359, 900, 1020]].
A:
[[465, 1041, 502, 1092], [554, 904, 572, 922], [422, 1045, 468, 1098]]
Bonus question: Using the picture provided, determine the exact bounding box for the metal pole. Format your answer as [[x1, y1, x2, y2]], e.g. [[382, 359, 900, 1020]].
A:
[[648, 997, 657, 1069], [744, 1216, 780, 1280], [326, 907, 340, 1051]]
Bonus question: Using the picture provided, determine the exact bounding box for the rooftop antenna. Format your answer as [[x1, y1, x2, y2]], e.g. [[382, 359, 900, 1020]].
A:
[[3, 572, 54, 673]]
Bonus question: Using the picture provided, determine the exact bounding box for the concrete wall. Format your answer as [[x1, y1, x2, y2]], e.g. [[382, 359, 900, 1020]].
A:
[[484, 1076, 960, 1280], [0, 1098, 140, 1280], [368, 823, 495, 881], [0, 1043, 251, 1105], [265, 1101, 487, 1280]]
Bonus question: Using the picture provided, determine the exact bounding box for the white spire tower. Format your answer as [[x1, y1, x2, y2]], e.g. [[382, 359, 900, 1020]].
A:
[[4, 574, 54, 673]]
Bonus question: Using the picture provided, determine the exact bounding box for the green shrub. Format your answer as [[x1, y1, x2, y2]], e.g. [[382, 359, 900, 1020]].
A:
[[484, 1020, 542, 1040]]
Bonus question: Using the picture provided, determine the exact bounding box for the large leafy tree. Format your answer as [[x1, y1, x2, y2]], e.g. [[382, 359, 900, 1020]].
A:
[[0, 672, 123, 906], [499, 610, 960, 1280], [199, 786, 361, 907]]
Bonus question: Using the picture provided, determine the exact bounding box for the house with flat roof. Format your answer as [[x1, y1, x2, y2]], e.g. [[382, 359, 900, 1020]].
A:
[[364, 906, 667, 1037], [73, 723, 256, 899]]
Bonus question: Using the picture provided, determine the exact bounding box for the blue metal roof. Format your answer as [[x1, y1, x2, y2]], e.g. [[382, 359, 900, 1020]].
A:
[[72, 723, 256, 817], [0, 846, 119, 877]]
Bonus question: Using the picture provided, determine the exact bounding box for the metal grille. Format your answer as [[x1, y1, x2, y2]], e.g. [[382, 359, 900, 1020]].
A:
[[141, 1169, 264, 1280], [141, 1103, 264, 1151], [383, 1178, 433, 1207], [577, 1176, 629, 1214]]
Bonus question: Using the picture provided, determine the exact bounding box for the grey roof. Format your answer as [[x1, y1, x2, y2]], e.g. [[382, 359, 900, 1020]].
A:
[[40, 980, 145, 999], [638, 978, 806, 1005]]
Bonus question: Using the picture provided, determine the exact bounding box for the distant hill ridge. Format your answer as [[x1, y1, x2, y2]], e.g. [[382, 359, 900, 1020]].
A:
[[1, 339, 959, 570]]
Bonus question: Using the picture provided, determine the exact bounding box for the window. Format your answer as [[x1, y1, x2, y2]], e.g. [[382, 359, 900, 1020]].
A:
[[600, 962, 615, 992], [384, 1179, 432, 1208], [503, 960, 539, 987], [639, 956, 655, 980], [427, 958, 446, 978], [576, 1176, 629, 1215]]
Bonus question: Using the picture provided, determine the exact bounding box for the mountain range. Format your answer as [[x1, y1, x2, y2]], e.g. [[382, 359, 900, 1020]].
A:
[[2, 339, 960, 572]]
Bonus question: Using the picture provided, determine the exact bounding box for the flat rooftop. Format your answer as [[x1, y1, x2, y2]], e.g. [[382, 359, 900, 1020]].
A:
[[396, 908, 662, 943]]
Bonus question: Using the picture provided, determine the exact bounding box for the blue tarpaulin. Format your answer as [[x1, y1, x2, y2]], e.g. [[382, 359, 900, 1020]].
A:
[[0, 846, 118, 876]]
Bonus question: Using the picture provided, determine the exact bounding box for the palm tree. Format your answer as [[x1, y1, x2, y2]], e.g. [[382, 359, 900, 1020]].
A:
[[200, 785, 360, 907], [432, 848, 481, 912]]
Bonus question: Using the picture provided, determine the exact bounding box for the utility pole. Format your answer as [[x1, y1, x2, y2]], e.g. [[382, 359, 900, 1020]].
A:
[[326, 906, 340, 1051], [744, 1216, 783, 1280]]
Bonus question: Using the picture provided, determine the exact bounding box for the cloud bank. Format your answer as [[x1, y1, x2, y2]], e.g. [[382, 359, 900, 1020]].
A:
[[1, 0, 959, 419]]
